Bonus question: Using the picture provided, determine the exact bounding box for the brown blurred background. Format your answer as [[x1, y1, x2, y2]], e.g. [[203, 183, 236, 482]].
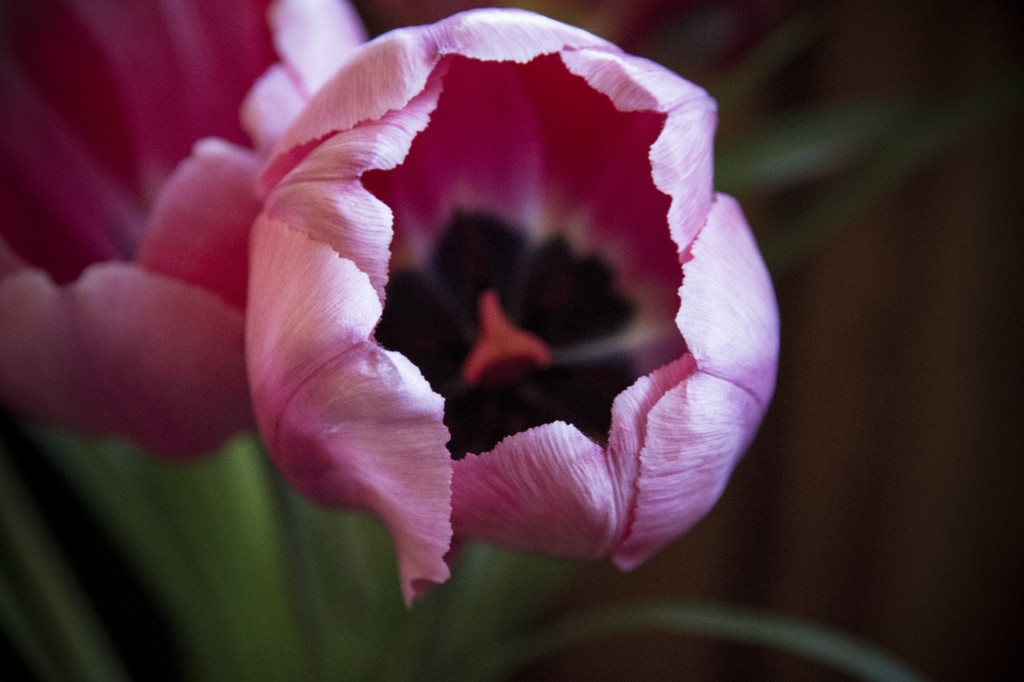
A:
[[519, 0, 1024, 679]]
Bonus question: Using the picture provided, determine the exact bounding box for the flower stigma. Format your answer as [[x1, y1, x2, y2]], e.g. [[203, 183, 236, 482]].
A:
[[461, 289, 552, 386], [364, 55, 688, 460], [374, 212, 643, 459]]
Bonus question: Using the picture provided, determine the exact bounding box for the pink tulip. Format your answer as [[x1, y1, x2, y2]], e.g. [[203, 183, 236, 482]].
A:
[[250, 8, 779, 604], [0, 0, 366, 457]]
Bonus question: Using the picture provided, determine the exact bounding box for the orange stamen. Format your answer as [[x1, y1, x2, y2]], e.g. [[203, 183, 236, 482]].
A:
[[461, 289, 552, 385]]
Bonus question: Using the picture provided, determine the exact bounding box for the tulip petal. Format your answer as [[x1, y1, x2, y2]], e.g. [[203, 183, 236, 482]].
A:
[[63, 0, 274, 172], [678, 194, 779, 408], [612, 368, 763, 570], [451, 422, 620, 558], [0, 264, 251, 457], [561, 46, 711, 114], [606, 355, 697, 533], [242, 0, 367, 151], [362, 56, 545, 244], [241, 64, 308, 154], [269, 0, 368, 94], [263, 8, 611, 187], [248, 215, 452, 604], [263, 75, 443, 301], [651, 103, 718, 251], [135, 139, 262, 309], [0, 59, 143, 279]]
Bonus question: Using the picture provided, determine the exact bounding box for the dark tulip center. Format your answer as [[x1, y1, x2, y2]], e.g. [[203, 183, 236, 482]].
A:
[[374, 212, 639, 458]]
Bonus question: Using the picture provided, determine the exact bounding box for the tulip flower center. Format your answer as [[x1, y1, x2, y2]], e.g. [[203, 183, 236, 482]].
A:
[[461, 290, 552, 386], [375, 212, 640, 458]]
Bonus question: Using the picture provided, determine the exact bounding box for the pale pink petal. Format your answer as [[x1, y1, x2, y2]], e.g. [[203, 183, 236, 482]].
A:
[[612, 368, 764, 570], [424, 8, 611, 61], [605, 355, 697, 534], [248, 215, 452, 604], [0, 264, 251, 457], [678, 194, 779, 408], [262, 9, 611, 187], [242, 0, 368, 152], [269, 0, 367, 94], [263, 75, 443, 300], [607, 197, 777, 569], [135, 139, 262, 310], [651, 104, 718, 251], [241, 64, 307, 154], [560, 47, 711, 114], [451, 422, 621, 559]]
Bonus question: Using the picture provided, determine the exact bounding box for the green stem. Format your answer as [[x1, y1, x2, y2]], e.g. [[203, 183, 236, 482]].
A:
[[266, 460, 333, 682], [31, 430, 307, 681]]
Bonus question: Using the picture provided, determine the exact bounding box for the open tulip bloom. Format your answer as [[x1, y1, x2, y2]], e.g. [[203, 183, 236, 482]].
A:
[[248, 8, 779, 604]]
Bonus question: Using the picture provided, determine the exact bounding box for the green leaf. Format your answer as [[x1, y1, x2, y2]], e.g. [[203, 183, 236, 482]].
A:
[[711, 10, 824, 110], [407, 543, 576, 682], [763, 75, 1024, 274], [0, 437, 129, 682], [715, 99, 917, 194], [31, 430, 307, 681], [467, 601, 930, 682]]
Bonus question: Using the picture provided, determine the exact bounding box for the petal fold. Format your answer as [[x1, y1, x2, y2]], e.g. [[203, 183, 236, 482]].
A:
[[452, 422, 620, 559], [263, 75, 442, 300], [612, 368, 763, 570], [248, 214, 452, 604], [650, 103, 718, 250], [678, 194, 779, 408], [606, 355, 697, 534]]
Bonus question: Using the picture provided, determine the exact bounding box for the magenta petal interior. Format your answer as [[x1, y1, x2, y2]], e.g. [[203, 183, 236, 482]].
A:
[[55, 0, 274, 177], [364, 53, 685, 341]]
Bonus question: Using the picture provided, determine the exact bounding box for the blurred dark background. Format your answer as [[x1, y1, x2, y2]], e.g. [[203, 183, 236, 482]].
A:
[[523, 0, 1024, 679]]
